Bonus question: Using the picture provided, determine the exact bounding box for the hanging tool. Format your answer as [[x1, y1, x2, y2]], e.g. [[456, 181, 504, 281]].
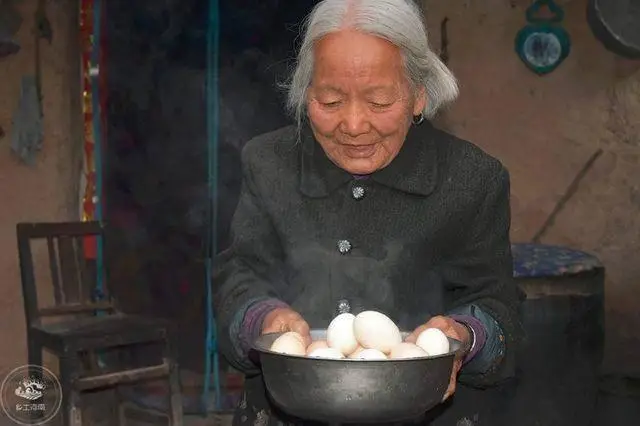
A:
[[33, 0, 52, 118], [35, 0, 52, 43]]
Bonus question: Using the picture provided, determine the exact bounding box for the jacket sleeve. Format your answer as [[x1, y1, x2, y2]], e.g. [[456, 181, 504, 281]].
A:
[[213, 142, 288, 373], [449, 305, 506, 375], [442, 165, 524, 388]]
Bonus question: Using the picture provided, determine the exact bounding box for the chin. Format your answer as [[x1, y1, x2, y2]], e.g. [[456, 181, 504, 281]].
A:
[[339, 159, 380, 175]]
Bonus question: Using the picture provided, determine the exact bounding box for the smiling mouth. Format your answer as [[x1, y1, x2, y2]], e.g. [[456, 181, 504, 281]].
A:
[[344, 144, 375, 150], [342, 143, 377, 158]]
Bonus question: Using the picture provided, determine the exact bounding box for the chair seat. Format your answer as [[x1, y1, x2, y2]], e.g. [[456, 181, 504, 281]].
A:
[[32, 313, 171, 352]]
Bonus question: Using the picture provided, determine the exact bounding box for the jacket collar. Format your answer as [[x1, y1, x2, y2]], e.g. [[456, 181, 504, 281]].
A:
[[299, 121, 438, 198]]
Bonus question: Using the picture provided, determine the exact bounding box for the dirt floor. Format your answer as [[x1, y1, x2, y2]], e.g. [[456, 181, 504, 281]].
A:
[[0, 389, 232, 426]]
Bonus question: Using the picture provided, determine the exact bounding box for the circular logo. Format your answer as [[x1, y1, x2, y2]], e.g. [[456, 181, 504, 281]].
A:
[[523, 32, 562, 67], [1, 365, 62, 425]]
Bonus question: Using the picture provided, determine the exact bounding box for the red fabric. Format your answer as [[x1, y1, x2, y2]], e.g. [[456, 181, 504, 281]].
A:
[[84, 236, 97, 259], [81, 0, 107, 260]]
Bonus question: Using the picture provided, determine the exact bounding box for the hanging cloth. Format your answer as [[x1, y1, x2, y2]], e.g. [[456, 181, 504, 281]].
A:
[[11, 75, 42, 164], [515, 0, 571, 75], [10, 0, 52, 164]]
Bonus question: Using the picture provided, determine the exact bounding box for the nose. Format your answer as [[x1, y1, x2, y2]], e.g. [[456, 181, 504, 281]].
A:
[[339, 101, 370, 138]]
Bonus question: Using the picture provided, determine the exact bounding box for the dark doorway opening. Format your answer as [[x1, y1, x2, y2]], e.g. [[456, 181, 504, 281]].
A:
[[103, 0, 319, 373]]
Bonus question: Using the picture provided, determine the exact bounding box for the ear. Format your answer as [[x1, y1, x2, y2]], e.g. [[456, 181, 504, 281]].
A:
[[413, 86, 427, 116]]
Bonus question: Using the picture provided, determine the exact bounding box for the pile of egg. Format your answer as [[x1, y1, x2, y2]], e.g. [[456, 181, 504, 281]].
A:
[[269, 310, 450, 360]]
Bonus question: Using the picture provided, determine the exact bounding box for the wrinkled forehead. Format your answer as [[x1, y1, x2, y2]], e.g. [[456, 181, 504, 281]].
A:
[[311, 30, 408, 89]]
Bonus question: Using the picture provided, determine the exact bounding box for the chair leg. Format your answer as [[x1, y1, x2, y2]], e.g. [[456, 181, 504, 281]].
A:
[[27, 333, 42, 367], [167, 357, 184, 426], [117, 398, 128, 426], [60, 356, 83, 426], [27, 336, 43, 424], [163, 329, 183, 426]]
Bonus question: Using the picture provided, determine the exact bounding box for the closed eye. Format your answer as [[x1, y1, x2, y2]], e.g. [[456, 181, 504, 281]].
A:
[[370, 102, 393, 109]]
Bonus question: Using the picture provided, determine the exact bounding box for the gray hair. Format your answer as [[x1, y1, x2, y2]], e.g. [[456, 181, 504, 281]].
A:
[[284, 0, 459, 129]]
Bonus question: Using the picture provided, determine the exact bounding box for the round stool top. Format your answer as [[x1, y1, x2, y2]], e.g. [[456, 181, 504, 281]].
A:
[[512, 243, 603, 278]]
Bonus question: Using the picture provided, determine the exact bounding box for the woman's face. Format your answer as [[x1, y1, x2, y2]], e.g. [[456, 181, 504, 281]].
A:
[[307, 30, 426, 175]]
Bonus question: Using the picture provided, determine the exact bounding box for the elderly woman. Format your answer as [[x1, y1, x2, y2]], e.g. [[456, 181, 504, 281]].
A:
[[214, 0, 523, 424]]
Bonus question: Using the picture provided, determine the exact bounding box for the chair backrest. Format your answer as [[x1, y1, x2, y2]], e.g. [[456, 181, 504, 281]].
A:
[[16, 221, 115, 327]]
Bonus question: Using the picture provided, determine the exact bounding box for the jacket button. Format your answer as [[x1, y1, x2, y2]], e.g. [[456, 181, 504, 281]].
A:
[[337, 239, 352, 254], [336, 299, 351, 314], [352, 185, 365, 200]]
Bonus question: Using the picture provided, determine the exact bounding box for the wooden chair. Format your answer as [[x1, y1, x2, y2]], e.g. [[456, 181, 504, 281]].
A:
[[16, 221, 184, 426]]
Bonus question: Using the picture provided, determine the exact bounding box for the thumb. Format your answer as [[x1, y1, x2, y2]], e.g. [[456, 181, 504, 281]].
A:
[[290, 319, 311, 346], [405, 332, 417, 344]]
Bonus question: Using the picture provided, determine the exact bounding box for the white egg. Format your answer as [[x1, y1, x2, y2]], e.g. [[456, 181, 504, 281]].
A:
[[270, 332, 306, 356], [416, 328, 450, 356], [347, 346, 365, 359], [351, 349, 387, 360], [389, 342, 428, 359], [353, 311, 402, 354], [307, 347, 345, 359], [326, 313, 359, 355]]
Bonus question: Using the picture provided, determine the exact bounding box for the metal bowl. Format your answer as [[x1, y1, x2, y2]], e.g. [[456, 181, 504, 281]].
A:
[[253, 329, 462, 424]]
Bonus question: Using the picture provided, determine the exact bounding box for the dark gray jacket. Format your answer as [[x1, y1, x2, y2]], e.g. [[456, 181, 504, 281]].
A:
[[214, 122, 523, 425]]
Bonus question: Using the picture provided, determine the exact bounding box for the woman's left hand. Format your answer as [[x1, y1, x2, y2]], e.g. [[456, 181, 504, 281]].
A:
[[405, 315, 471, 401]]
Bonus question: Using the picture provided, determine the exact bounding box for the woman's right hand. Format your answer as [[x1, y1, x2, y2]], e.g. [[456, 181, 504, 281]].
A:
[[261, 307, 311, 346]]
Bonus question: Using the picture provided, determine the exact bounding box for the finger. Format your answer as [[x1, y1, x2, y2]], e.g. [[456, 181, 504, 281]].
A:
[[263, 312, 293, 334], [424, 315, 451, 332], [290, 318, 309, 335], [405, 325, 428, 343], [442, 380, 456, 402], [261, 322, 285, 334], [299, 333, 312, 347], [443, 360, 462, 402], [261, 308, 289, 334], [291, 319, 311, 345]]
